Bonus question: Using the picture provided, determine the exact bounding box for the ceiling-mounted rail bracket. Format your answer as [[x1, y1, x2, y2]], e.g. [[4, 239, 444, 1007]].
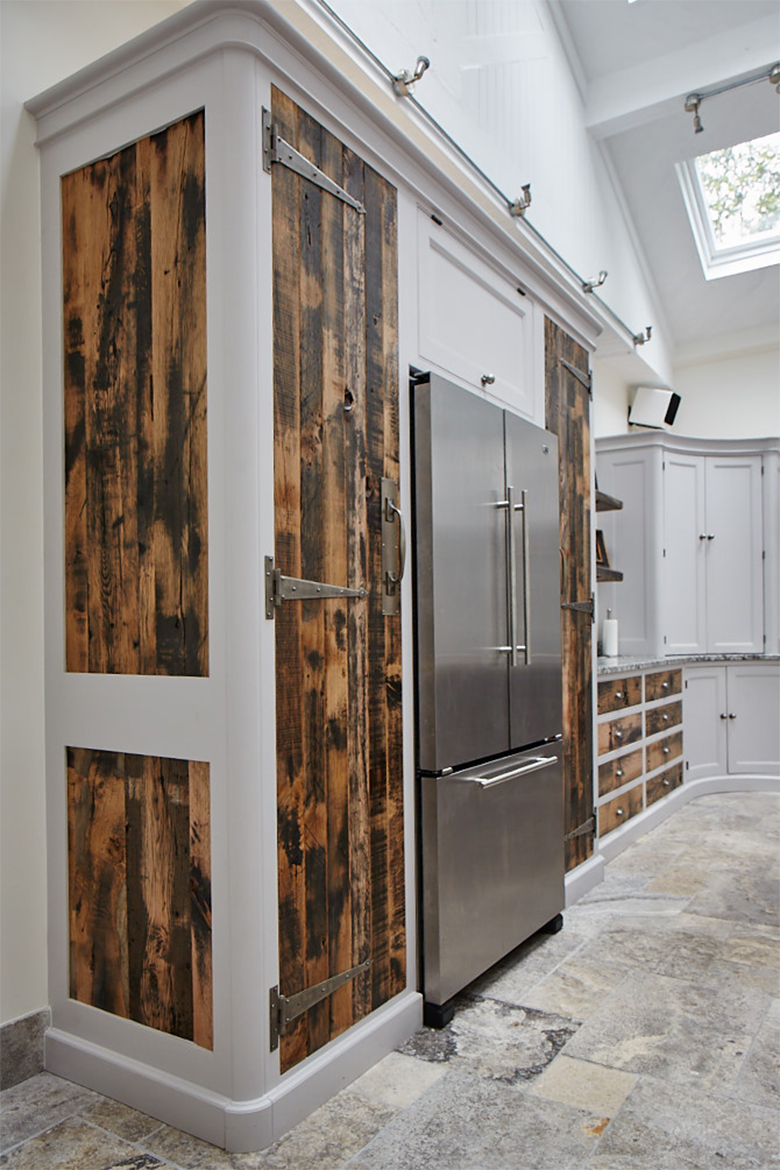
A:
[[262, 108, 365, 213], [270, 960, 371, 1050]]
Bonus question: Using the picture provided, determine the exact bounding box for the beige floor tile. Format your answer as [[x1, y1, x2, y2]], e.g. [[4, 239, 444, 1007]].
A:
[[348, 1051, 447, 1109], [529, 1054, 637, 1116]]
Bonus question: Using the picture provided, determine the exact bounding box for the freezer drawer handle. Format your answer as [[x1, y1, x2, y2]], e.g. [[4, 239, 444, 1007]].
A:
[[497, 486, 531, 667], [264, 556, 366, 618], [458, 754, 558, 789]]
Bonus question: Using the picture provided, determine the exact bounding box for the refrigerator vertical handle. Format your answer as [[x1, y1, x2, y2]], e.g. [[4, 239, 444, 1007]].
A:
[[518, 488, 531, 666], [506, 486, 519, 667]]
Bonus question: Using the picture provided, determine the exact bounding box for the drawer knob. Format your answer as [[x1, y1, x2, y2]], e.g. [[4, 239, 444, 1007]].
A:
[[662, 713, 669, 722], [662, 681, 669, 691], [481, 373, 496, 386], [616, 807, 625, 817], [614, 730, 623, 741], [720, 713, 728, 720], [616, 767, 624, 778], [663, 746, 671, 755], [663, 778, 671, 788], [615, 691, 623, 700]]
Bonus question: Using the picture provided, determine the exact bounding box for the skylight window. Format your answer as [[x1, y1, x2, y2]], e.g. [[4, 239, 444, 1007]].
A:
[[676, 132, 780, 280]]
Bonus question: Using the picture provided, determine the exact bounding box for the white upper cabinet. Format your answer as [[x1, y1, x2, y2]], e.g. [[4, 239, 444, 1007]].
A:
[[417, 210, 543, 424], [597, 435, 777, 658]]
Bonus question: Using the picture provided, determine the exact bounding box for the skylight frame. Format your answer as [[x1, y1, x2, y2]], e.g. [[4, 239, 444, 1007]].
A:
[[676, 136, 780, 281]]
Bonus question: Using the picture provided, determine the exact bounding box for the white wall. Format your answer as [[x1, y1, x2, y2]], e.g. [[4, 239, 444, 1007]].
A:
[[0, 0, 191, 1027], [672, 329, 780, 440]]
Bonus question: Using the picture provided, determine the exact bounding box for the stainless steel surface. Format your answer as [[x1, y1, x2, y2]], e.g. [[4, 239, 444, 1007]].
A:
[[264, 556, 366, 619], [413, 377, 510, 771], [412, 372, 565, 1008], [420, 741, 565, 1005]]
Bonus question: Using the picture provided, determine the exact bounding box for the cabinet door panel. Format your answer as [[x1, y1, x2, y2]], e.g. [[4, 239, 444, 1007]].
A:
[[663, 454, 706, 654], [705, 457, 764, 653], [727, 665, 780, 775], [684, 667, 727, 781]]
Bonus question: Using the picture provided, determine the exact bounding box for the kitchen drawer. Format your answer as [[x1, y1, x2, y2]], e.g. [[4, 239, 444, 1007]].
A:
[[598, 747, 643, 797], [597, 675, 642, 715], [645, 699, 682, 737], [598, 783, 643, 836], [646, 762, 683, 806], [645, 669, 682, 702], [646, 730, 683, 773], [597, 711, 643, 756]]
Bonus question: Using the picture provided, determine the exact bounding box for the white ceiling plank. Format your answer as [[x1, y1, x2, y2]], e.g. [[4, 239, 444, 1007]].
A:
[[584, 15, 779, 140]]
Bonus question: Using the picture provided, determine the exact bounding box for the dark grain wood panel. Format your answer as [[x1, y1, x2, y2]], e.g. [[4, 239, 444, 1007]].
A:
[[598, 783, 643, 837], [545, 319, 593, 870], [645, 700, 683, 737], [645, 669, 682, 701], [598, 747, 643, 798], [646, 762, 683, 806], [597, 675, 642, 715], [67, 748, 212, 1047], [271, 88, 404, 1073], [598, 711, 643, 756], [646, 730, 683, 773], [62, 110, 208, 677]]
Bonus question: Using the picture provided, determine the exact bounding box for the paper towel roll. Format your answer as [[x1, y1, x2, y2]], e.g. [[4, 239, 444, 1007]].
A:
[[603, 618, 619, 657]]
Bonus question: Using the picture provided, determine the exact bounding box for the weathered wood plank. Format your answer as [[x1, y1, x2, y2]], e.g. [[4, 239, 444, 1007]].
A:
[[320, 127, 353, 1039], [544, 318, 594, 871], [67, 748, 212, 1046], [271, 87, 309, 1074], [61, 111, 207, 677]]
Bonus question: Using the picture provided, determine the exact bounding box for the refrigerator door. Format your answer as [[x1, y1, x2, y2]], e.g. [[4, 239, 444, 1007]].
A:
[[413, 375, 510, 772], [504, 411, 563, 747], [420, 740, 565, 1005]]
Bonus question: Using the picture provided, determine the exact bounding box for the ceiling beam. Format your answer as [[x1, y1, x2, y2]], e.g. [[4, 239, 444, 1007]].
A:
[[584, 15, 779, 140]]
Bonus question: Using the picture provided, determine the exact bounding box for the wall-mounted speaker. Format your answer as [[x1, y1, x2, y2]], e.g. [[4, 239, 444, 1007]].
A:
[[628, 386, 681, 429]]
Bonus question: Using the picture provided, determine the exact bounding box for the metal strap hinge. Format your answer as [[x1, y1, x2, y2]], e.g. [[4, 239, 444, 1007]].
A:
[[262, 108, 365, 214], [265, 556, 366, 619], [561, 594, 595, 619], [565, 816, 595, 842], [559, 358, 592, 396], [270, 960, 371, 1050]]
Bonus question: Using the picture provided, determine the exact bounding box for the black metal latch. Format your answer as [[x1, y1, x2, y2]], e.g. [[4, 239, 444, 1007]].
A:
[[270, 960, 371, 1050], [561, 593, 595, 619], [565, 816, 595, 842]]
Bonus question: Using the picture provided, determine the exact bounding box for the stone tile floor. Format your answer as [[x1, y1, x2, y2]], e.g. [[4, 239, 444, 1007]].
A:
[[2, 791, 778, 1169]]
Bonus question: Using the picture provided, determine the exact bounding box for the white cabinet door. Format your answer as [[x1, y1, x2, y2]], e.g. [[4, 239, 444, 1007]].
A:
[[726, 663, 780, 775], [705, 456, 764, 654], [684, 666, 727, 781], [664, 453, 706, 654], [417, 211, 542, 424]]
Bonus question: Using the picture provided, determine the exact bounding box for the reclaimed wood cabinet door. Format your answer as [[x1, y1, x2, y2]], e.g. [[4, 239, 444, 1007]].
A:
[[270, 89, 405, 1073], [544, 320, 594, 871]]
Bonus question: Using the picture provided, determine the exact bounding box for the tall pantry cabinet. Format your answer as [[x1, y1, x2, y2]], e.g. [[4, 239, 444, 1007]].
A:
[[28, 0, 604, 1154]]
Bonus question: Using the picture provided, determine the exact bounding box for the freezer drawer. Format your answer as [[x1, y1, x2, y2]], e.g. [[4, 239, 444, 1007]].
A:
[[420, 741, 565, 1006]]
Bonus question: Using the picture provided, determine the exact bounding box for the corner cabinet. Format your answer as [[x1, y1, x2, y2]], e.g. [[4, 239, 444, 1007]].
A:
[[596, 435, 779, 659], [684, 661, 780, 781]]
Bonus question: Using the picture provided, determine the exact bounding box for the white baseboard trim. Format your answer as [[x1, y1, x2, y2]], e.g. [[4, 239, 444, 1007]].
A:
[[564, 852, 605, 906], [46, 990, 422, 1153]]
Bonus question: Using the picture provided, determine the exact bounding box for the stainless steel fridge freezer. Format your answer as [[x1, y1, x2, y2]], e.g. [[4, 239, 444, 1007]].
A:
[[411, 371, 565, 1019]]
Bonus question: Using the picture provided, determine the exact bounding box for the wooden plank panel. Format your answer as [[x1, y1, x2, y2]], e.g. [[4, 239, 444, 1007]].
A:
[[597, 675, 642, 715], [646, 730, 683, 773], [61, 111, 207, 677], [67, 749, 212, 1047], [320, 126, 353, 1039], [598, 747, 643, 798], [646, 669, 682, 701], [598, 782, 643, 836], [544, 318, 594, 870], [645, 700, 683, 737], [271, 87, 309, 1075], [597, 711, 643, 756], [646, 762, 683, 806]]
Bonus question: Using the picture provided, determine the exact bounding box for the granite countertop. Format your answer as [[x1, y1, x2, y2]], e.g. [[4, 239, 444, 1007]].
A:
[[597, 653, 780, 676]]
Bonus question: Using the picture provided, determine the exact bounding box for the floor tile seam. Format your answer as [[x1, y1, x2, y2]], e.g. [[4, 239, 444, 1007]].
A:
[[75, 1105, 168, 1148], [0, 1095, 96, 1158], [721, 994, 778, 1104], [62, 1115, 187, 1170]]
